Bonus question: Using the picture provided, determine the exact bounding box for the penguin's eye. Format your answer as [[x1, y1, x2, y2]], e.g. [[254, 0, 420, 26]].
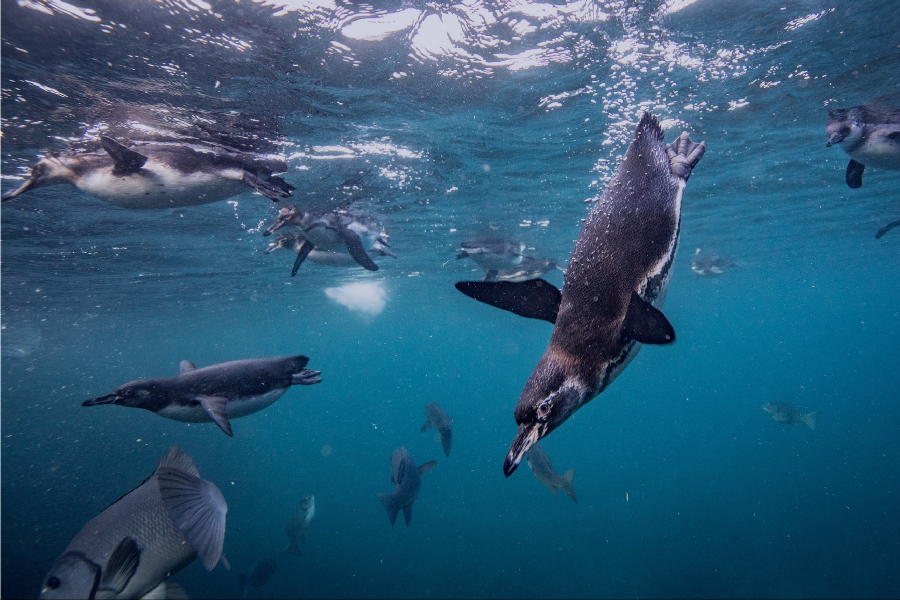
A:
[[46, 576, 61, 591], [537, 402, 551, 418]]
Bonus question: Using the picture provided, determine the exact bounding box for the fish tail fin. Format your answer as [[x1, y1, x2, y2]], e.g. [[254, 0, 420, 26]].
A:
[[804, 411, 819, 430], [378, 492, 400, 528], [560, 469, 577, 503]]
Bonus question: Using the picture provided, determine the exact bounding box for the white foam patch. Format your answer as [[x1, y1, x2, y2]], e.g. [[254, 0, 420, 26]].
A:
[[324, 281, 387, 316]]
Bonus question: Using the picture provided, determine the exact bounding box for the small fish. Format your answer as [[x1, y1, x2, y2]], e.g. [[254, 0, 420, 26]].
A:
[[238, 558, 277, 598], [284, 495, 315, 556], [763, 401, 818, 430], [526, 442, 576, 502], [420, 401, 453, 457], [377, 447, 436, 528], [690, 254, 736, 278], [40, 446, 227, 599]]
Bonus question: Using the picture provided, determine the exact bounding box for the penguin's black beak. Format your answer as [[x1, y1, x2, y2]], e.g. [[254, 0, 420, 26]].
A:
[[82, 393, 120, 406], [826, 131, 844, 147], [262, 221, 282, 237], [1, 177, 38, 201], [503, 423, 542, 477]]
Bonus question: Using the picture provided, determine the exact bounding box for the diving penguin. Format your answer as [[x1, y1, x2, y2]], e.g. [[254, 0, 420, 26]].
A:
[[83, 355, 322, 436], [455, 113, 705, 476], [263, 205, 394, 272], [456, 238, 528, 281], [826, 93, 900, 188], [2, 137, 294, 208]]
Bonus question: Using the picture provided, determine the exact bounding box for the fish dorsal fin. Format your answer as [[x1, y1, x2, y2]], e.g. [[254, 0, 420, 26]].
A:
[[98, 537, 140, 594], [455, 279, 561, 323], [420, 420, 433, 433], [157, 466, 228, 571], [100, 137, 148, 176], [418, 460, 437, 475], [196, 395, 233, 436], [158, 445, 200, 477], [623, 291, 675, 344], [180, 360, 197, 374]]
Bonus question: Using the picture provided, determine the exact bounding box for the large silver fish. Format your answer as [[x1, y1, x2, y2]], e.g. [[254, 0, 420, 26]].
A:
[[40, 446, 227, 599], [763, 401, 818, 430]]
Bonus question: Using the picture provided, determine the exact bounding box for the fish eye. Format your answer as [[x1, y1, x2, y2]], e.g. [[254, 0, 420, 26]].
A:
[[45, 576, 61, 590]]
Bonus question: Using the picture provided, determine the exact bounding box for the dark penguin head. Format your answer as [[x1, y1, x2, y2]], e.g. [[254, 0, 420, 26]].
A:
[[263, 205, 303, 236], [503, 355, 587, 477], [2, 155, 79, 201], [826, 107, 864, 149], [83, 380, 160, 409]]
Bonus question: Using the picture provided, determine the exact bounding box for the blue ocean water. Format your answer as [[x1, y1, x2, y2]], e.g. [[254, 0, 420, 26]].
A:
[[2, 0, 900, 598]]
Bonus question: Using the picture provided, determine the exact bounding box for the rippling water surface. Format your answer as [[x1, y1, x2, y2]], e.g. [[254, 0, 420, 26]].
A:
[[3, 0, 900, 598]]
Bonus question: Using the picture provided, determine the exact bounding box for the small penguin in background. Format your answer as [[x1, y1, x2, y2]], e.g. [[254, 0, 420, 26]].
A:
[[3, 137, 294, 208], [826, 92, 900, 188]]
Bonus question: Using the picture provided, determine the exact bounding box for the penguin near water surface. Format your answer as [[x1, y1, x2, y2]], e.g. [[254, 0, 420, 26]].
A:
[[2, 137, 294, 208], [456, 113, 706, 476], [826, 93, 900, 188]]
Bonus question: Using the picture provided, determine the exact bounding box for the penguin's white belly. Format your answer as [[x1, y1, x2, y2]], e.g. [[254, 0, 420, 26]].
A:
[[156, 389, 288, 423], [308, 250, 361, 267], [76, 163, 246, 209], [850, 135, 900, 170]]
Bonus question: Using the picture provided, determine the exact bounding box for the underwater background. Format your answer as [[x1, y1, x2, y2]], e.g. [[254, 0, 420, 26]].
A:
[[2, 0, 900, 597]]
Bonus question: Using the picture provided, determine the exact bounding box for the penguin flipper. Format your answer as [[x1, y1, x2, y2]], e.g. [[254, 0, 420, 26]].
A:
[[100, 137, 148, 176], [623, 291, 675, 344], [196, 395, 233, 436], [243, 171, 291, 201], [291, 240, 314, 276], [340, 228, 380, 271], [846, 159, 865, 189], [455, 279, 560, 324], [876, 218, 900, 239]]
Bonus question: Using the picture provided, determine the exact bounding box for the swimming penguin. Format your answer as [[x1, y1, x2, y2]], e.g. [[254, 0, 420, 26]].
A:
[[83, 355, 322, 436], [263, 205, 395, 272], [456, 239, 528, 281], [455, 113, 705, 476], [265, 229, 396, 276], [690, 252, 736, 278], [39, 446, 226, 599], [2, 137, 294, 208], [494, 256, 565, 282], [826, 93, 900, 188]]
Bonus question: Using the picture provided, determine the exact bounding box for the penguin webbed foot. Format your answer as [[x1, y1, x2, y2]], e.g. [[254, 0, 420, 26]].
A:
[[243, 171, 292, 201], [665, 132, 706, 180], [292, 369, 322, 385]]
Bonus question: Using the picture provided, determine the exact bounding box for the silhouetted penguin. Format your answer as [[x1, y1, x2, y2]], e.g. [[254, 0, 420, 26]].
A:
[[455, 113, 705, 476], [83, 356, 321, 436], [457, 239, 528, 281], [826, 93, 900, 188], [2, 137, 294, 208], [263, 206, 394, 272], [494, 256, 565, 282]]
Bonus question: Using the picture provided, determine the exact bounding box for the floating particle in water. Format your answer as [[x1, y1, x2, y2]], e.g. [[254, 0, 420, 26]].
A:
[[321, 444, 333, 457]]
